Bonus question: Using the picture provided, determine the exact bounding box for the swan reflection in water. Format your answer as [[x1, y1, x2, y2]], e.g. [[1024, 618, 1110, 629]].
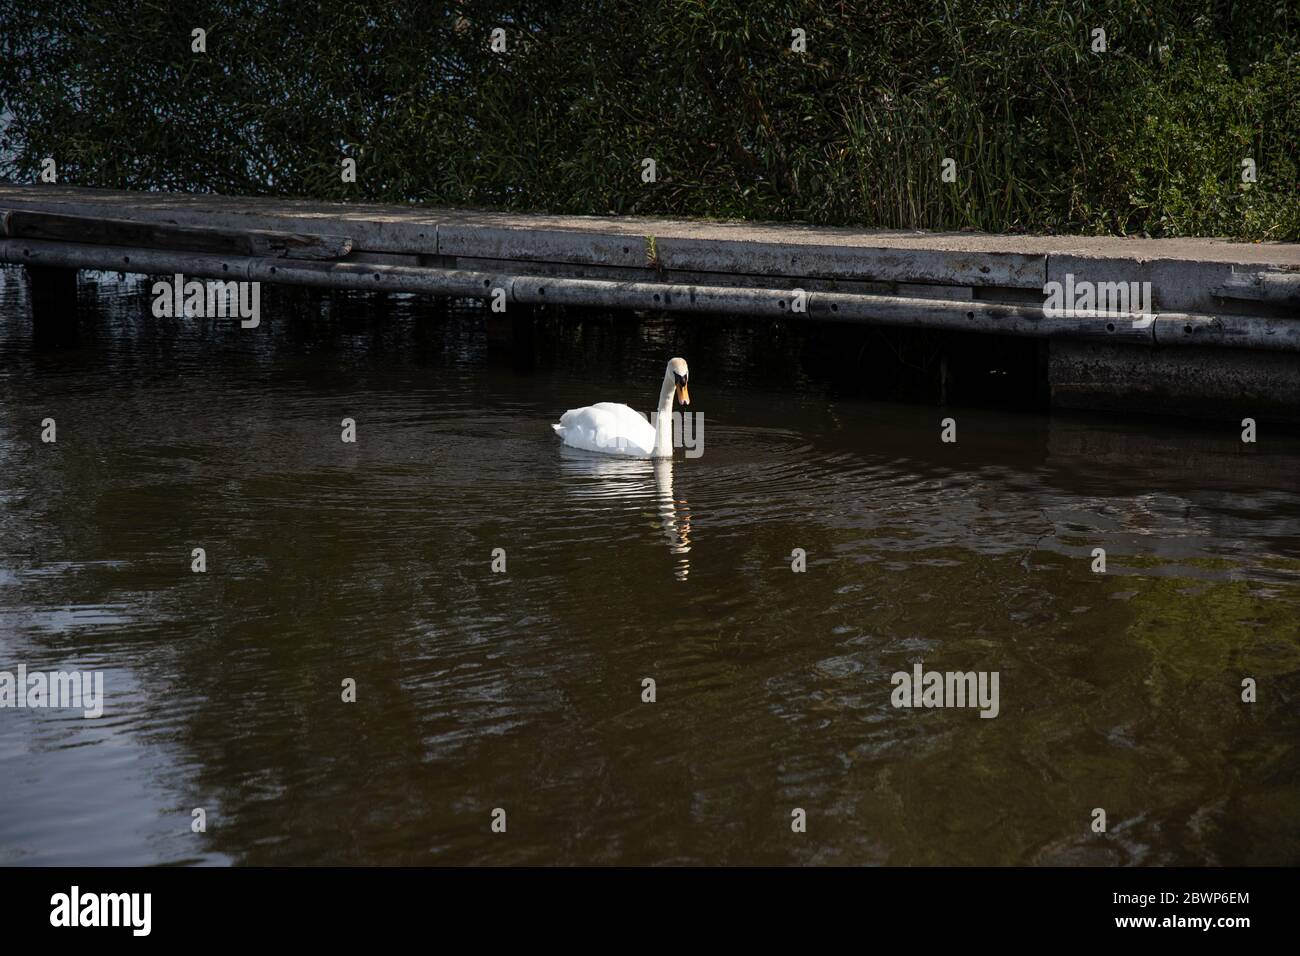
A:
[[558, 447, 692, 580]]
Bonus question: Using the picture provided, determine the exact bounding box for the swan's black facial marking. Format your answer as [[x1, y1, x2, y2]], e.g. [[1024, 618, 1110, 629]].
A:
[[674, 372, 687, 387]]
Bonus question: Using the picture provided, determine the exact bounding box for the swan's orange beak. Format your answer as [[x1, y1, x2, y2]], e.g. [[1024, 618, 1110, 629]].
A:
[[675, 382, 690, 406]]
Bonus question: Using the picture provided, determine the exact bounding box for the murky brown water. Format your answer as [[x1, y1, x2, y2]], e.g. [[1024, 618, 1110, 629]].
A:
[[1, 269, 1298, 865]]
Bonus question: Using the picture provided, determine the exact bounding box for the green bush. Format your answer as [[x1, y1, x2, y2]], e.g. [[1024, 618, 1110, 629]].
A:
[[1, 0, 1296, 238]]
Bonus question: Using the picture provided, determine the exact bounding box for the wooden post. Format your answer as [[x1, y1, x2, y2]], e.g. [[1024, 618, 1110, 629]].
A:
[[486, 306, 517, 350], [486, 303, 539, 369], [26, 265, 79, 344]]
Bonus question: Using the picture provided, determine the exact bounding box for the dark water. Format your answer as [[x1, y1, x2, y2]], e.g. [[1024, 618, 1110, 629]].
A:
[[1, 269, 1298, 866]]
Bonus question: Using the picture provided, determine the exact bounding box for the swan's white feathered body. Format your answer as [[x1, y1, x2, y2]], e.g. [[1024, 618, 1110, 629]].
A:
[[552, 358, 691, 459], [552, 402, 657, 457]]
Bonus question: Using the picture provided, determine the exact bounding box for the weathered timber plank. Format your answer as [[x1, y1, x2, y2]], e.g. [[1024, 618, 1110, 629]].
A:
[[4, 236, 1298, 350], [0, 209, 353, 260], [3, 186, 1298, 268], [1212, 270, 1300, 305]]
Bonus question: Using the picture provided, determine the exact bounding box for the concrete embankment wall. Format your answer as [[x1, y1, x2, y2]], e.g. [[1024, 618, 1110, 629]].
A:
[[1, 185, 1297, 421]]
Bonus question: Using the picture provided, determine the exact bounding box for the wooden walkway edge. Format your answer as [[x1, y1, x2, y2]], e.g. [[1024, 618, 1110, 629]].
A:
[[0, 184, 1298, 355]]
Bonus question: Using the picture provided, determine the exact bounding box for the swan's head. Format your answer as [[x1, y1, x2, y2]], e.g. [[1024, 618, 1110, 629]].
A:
[[668, 357, 690, 406]]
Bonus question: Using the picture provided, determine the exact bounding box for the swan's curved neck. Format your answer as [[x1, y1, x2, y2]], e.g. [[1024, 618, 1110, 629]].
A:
[[653, 370, 675, 457]]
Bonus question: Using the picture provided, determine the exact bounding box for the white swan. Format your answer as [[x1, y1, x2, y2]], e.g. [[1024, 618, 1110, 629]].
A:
[[552, 358, 691, 458]]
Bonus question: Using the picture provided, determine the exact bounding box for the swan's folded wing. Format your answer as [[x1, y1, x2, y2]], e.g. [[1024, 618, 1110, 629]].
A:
[[554, 403, 654, 456]]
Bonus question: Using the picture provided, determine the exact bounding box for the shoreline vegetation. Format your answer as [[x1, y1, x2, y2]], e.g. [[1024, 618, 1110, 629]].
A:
[[0, 1, 1297, 241]]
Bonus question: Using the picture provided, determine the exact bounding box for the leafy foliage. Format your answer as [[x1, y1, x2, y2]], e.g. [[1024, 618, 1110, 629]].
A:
[[1, 0, 1296, 237]]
